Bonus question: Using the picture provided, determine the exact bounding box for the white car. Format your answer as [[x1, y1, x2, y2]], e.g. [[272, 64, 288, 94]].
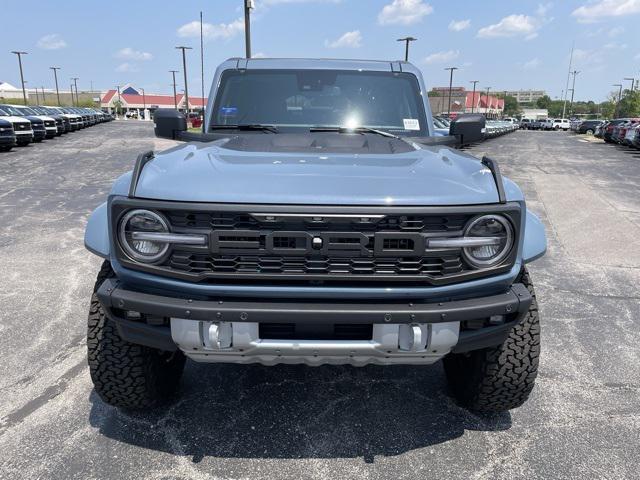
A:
[[551, 118, 571, 131], [540, 119, 553, 130], [9, 104, 58, 139], [0, 106, 34, 145], [42, 106, 83, 131]]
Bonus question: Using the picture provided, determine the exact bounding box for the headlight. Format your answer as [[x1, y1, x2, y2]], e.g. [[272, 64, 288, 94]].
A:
[[462, 214, 514, 268], [118, 209, 170, 263]]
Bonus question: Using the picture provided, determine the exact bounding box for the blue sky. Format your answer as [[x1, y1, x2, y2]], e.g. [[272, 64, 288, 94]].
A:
[[1, 0, 639, 102]]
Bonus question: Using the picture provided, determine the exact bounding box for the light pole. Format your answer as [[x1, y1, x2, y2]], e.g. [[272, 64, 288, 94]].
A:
[[613, 84, 623, 117], [32, 83, 39, 104], [624, 77, 635, 93], [11, 51, 28, 105], [469, 80, 479, 113], [569, 70, 580, 116], [72, 77, 79, 106], [444, 66, 458, 117], [140, 87, 146, 120], [176, 47, 192, 114], [244, 0, 254, 58], [485, 87, 492, 117], [116, 85, 122, 117], [50, 67, 61, 106], [169, 70, 179, 109], [396, 37, 417, 62], [41, 86, 46, 104]]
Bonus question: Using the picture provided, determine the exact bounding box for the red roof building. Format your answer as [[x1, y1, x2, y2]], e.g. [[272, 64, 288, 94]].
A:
[[100, 84, 205, 112], [430, 87, 504, 118]]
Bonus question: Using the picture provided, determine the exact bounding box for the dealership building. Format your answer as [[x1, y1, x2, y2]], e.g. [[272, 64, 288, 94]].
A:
[[100, 85, 206, 115], [429, 87, 504, 118]]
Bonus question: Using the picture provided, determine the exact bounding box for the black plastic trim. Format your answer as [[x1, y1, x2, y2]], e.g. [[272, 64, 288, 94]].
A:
[[97, 278, 532, 326], [128, 151, 155, 198], [481, 156, 506, 204]]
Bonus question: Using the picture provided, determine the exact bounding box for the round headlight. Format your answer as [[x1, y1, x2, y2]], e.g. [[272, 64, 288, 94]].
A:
[[118, 209, 170, 263], [462, 214, 514, 268]]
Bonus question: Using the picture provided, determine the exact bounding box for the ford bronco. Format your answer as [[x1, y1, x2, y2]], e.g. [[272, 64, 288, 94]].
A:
[[85, 58, 546, 412]]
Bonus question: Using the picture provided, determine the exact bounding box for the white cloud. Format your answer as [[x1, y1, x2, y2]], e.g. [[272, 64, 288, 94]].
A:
[[378, 0, 433, 26], [572, 0, 640, 22], [178, 18, 244, 40], [477, 14, 539, 40], [604, 41, 628, 49], [536, 2, 553, 16], [423, 50, 459, 64], [36, 34, 67, 50], [636, 53, 640, 60], [115, 47, 153, 61], [608, 26, 625, 36], [253, 52, 268, 58], [325, 30, 362, 48], [115, 63, 138, 73], [523, 58, 541, 69], [448, 19, 470, 32]]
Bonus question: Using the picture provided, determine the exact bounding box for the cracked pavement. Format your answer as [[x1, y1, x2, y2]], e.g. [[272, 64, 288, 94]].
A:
[[0, 123, 639, 479]]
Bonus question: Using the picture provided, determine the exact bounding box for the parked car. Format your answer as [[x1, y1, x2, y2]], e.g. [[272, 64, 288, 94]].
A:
[[622, 122, 640, 146], [632, 125, 640, 149], [577, 120, 603, 135], [9, 105, 58, 138], [548, 119, 571, 131], [529, 119, 544, 130], [540, 119, 554, 130], [43, 106, 82, 131], [0, 104, 47, 142], [519, 118, 532, 129], [29, 105, 67, 134], [604, 119, 631, 142], [0, 117, 16, 151], [85, 57, 546, 413], [0, 106, 34, 146]]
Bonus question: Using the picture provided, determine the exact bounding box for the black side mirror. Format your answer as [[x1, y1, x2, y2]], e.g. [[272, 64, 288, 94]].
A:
[[154, 108, 187, 140], [449, 114, 486, 146]]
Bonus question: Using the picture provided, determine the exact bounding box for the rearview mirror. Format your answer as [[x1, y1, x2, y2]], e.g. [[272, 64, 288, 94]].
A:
[[154, 109, 187, 140], [449, 114, 486, 146]]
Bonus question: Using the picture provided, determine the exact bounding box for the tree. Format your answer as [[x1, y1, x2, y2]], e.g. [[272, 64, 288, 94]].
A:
[[615, 89, 640, 117], [498, 94, 521, 117], [536, 95, 552, 109]]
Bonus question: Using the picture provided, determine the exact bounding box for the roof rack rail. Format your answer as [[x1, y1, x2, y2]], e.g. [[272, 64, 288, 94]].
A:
[[481, 156, 507, 204], [128, 150, 155, 198]]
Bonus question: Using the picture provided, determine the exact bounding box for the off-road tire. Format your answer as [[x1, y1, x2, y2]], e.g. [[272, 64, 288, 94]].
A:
[[443, 268, 540, 413], [87, 260, 185, 409]]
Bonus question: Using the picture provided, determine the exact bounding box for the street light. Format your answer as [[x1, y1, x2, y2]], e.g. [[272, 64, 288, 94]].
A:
[[71, 77, 79, 106], [396, 37, 417, 62], [50, 67, 61, 105], [169, 70, 179, 110], [11, 51, 28, 105], [569, 70, 580, 116], [623, 77, 635, 92], [469, 80, 479, 113], [613, 84, 623, 117], [176, 47, 192, 114], [244, 0, 254, 58], [444, 66, 458, 117], [140, 87, 146, 120], [485, 87, 492, 117]]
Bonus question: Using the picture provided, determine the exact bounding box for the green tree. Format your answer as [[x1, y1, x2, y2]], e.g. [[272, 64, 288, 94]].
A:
[[615, 90, 640, 117], [536, 95, 552, 109], [498, 94, 521, 117]]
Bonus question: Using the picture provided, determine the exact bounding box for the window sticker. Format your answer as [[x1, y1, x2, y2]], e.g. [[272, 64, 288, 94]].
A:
[[220, 106, 238, 116], [403, 118, 420, 130]]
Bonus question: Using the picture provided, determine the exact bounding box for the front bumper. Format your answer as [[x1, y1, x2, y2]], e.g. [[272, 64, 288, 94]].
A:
[[0, 135, 16, 146], [97, 278, 532, 365]]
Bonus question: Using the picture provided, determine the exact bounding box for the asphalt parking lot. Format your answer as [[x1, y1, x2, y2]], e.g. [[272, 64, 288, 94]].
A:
[[1, 123, 639, 479]]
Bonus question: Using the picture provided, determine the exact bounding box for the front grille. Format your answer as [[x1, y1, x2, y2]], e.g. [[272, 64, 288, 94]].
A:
[[114, 201, 520, 286], [15, 122, 30, 131], [169, 252, 464, 277]]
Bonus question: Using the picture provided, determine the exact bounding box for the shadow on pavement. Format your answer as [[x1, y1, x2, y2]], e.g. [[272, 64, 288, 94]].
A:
[[89, 361, 511, 463]]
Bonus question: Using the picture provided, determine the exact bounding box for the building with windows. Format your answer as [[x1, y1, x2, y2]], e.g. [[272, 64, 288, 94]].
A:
[[502, 90, 546, 104], [100, 85, 206, 116]]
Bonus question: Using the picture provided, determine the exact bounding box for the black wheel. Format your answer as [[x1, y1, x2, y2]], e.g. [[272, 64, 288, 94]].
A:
[[586, 129, 594, 135], [87, 260, 185, 409], [443, 268, 540, 413]]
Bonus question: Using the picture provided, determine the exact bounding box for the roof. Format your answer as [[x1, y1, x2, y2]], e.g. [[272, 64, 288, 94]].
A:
[[222, 57, 415, 73]]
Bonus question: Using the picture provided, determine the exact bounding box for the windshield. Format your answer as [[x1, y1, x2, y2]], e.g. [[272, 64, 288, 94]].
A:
[[1, 105, 28, 116], [211, 69, 428, 135]]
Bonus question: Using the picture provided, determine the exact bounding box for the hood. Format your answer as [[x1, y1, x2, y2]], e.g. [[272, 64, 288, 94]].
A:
[[23, 115, 43, 124], [0, 115, 34, 125], [134, 140, 501, 206]]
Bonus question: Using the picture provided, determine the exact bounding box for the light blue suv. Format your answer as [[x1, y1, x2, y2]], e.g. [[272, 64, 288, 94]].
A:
[[85, 58, 546, 412]]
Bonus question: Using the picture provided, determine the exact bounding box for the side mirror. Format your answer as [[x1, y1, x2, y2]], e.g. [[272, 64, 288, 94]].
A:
[[154, 108, 187, 140], [449, 114, 486, 146]]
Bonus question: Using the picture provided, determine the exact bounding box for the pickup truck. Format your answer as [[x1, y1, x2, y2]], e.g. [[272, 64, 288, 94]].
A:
[[85, 58, 546, 413]]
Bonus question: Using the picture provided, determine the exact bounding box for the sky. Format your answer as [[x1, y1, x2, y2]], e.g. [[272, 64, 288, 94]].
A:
[[1, 0, 639, 102]]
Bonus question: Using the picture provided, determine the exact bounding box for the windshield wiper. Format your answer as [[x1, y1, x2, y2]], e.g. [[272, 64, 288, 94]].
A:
[[309, 126, 398, 139], [210, 124, 279, 133]]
